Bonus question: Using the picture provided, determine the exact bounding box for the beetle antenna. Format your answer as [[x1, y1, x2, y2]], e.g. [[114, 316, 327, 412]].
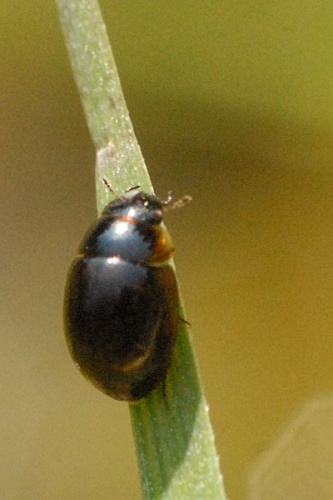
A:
[[102, 177, 116, 195], [126, 185, 141, 193], [163, 194, 192, 211], [162, 191, 173, 206]]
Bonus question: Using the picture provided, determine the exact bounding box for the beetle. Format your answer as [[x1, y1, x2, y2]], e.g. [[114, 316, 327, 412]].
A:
[[64, 180, 191, 402]]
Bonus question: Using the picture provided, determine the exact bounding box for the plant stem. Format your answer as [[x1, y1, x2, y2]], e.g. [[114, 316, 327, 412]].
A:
[[56, 0, 150, 206], [56, 0, 226, 497]]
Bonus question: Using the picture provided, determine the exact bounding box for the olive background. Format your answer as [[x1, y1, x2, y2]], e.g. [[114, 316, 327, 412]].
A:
[[2, 2, 333, 499]]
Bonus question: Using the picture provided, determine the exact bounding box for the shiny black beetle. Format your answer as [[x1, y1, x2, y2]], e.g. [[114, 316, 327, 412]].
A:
[[64, 181, 190, 402]]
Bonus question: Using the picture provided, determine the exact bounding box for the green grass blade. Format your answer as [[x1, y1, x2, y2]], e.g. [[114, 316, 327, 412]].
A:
[[55, 0, 226, 497], [131, 312, 225, 499], [55, 0, 151, 203]]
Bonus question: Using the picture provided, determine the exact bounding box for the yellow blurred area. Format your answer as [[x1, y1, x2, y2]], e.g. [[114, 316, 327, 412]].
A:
[[1, 2, 333, 499]]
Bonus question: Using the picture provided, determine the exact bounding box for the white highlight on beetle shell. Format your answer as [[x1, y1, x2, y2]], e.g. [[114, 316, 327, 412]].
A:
[[114, 221, 130, 236], [106, 256, 121, 265]]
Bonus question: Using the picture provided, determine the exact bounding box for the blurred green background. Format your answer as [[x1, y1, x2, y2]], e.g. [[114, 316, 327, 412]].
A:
[[2, 2, 333, 499]]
